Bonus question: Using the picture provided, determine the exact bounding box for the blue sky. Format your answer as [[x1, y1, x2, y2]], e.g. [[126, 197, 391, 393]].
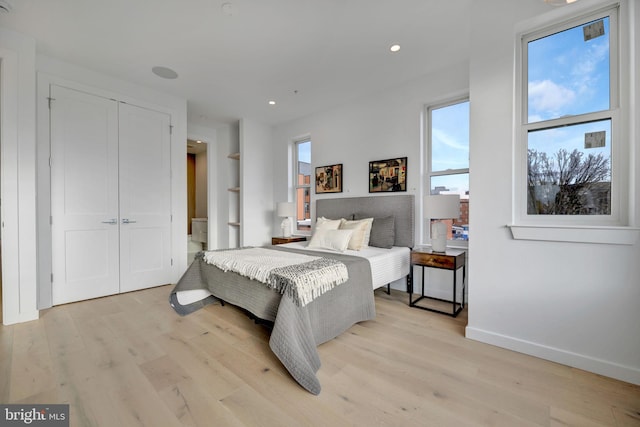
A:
[[298, 140, 311, 165], [431, 101, 469, 172], [430, 100, 469, 196], [527, 17, 611, 162], [528, 17, 610, 122]]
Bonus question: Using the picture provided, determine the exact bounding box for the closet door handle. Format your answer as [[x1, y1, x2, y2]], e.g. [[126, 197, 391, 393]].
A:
[[122, 218, 137, 224], [101, 219, 118, 225]]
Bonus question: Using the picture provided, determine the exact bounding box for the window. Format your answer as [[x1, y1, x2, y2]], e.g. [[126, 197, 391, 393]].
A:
[[426, 98, 470, 243], [519, 6, 620, 225], [295, 139, 311, 233], [510, 2, 639, 244]]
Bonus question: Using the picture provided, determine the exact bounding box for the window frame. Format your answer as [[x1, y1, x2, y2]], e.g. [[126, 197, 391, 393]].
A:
[[294, 137, 311, 235], [510, 1, 639, 244], [424, 96, 470, 248]]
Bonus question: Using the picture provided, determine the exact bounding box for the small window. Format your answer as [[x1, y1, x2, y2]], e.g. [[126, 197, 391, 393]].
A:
[[426, 99, 470, 243], [520, 7, 619, 223], [295, 139, 311, 233]]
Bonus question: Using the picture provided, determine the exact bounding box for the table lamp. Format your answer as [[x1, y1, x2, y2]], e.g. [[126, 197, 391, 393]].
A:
[[426, 194, 460, 253], [276, 202, 296, 237]]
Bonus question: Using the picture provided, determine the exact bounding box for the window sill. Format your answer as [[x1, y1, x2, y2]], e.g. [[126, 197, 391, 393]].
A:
[[507, 224, 640, 245]]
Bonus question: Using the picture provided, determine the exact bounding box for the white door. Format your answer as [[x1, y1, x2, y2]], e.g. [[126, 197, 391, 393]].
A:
[[118, 103, 173, 292], [51, 85, 120, 304]]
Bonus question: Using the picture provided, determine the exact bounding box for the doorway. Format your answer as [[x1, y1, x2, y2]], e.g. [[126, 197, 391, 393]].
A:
[[187, 139, 208, 262]]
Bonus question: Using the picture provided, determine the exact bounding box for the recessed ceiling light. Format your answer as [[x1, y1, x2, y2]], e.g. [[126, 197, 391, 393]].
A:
[[268, 100, 276, 105], [544, 0, 578, 5], [152, 66, 178, 79], [390, 44, 401, 53], [196, 140, 202, 144]]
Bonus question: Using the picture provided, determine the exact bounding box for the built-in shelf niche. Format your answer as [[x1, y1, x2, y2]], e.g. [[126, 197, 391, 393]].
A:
[[228, 151, 240, 247]]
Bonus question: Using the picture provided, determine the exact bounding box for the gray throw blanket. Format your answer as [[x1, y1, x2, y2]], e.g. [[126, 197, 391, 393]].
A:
[[202, 247, 349, 306], [169, 245, 375, 395]]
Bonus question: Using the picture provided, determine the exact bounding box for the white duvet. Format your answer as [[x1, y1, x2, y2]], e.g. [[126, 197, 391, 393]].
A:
[[280, 241, 410, 289]]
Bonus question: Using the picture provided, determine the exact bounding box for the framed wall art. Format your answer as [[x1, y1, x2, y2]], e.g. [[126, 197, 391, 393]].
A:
[[369, 157, 407, 193], [315, 164, 343, 193]]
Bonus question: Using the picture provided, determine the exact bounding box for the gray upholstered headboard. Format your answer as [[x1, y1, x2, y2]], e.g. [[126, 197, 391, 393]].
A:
[[316, 195, 415, 248]]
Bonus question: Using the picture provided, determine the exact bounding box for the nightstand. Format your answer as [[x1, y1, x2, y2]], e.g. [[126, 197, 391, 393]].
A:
[[409, 247, 466, 317], [271, 236, 307, 245]]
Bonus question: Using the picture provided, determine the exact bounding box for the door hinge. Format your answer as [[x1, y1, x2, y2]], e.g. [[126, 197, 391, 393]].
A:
[[47, 97, 55, 109], [171, 258, 173, 266], [50, 273, 54, 283], [169, 125, 173, 135], [49, 157, 52, 168], [50, 216, 53, 225], [170, 214, 173, 222]]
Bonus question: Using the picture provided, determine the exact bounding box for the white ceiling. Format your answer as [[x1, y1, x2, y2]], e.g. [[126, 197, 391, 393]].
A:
[[0, 0, 476, 127]]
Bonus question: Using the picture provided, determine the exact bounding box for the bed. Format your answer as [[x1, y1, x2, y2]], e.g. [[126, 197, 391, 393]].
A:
[[169, 194, 415, 394]]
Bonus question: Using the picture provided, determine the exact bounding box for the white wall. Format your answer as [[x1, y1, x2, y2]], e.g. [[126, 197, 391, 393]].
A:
[[0, 27, 38, 325], [273, 64, 470, 292], [466, 0, 640, 385]]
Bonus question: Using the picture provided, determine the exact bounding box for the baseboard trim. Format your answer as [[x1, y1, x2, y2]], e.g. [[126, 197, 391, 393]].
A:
[[465, 326, 640, 386], [3, 309, 39, 326]]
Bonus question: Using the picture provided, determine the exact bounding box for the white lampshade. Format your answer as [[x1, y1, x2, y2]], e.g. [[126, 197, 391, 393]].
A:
[[276, 202, 295, 237], [425, 195, 460, 253], [276, 202, 295, 218], [425, 194, 460, 220]]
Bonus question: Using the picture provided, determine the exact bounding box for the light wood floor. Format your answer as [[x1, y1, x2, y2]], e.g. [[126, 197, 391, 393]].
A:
[[1, 285, 638, 427]]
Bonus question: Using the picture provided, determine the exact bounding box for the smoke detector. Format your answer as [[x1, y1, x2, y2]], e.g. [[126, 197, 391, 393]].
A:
[[152, 66, 179, 80], [0, 0, 13, 13]]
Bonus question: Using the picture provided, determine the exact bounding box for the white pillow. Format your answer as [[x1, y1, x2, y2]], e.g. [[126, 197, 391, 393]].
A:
[[315, 216, 342, 231], [339, 218, 374, 250], [307, 229, 353, 252]]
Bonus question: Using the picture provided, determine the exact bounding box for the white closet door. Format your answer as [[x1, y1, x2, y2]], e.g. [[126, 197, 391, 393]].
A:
[[118, 103, 173, 292], [51, 85, 120, 304]]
